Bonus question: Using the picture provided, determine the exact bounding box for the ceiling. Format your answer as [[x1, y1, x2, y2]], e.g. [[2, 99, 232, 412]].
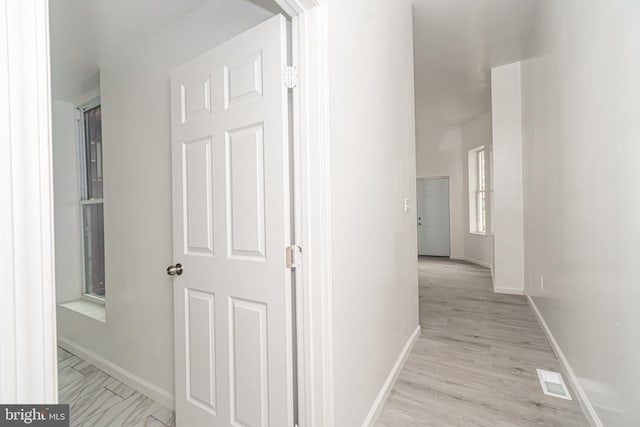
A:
[[51, 0, 537, 118], [49, 0, 284, 103], [412, 0, 538, 127]]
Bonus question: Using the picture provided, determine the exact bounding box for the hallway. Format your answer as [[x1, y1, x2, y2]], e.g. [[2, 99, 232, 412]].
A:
[[376, 257, 588, 426]]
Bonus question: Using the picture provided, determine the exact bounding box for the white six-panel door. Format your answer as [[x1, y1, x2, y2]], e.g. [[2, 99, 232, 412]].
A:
[[169, 15, 293, 427], [417, 178, 451, 256]]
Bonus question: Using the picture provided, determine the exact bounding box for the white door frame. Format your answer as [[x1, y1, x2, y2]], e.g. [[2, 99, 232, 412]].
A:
[[0, 0, 334, 425], [272, 1, 334, 426], [0, 0, 58, 403]]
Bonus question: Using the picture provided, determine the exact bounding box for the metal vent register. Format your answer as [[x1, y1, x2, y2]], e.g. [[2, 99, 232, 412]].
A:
[[536, 369, 572, 400]]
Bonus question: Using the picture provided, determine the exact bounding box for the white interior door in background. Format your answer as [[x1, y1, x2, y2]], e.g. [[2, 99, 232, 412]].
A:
[[169, 15, 294, 427], [417, 178, 450, 256]]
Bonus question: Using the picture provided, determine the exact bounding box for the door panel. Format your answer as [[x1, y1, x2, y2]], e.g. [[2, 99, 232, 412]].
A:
[[229, 298, 269, 427], [224, 52, 263, 107], [183, 138, 214, 255], [170, 15, 292, 427], [417, 178, 451, 256], [226, 123, 265, 259], [181, 76, 212, 122], [185, 289, 216, 413]]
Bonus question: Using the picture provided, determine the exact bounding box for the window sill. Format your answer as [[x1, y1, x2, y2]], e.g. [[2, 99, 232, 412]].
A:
[[59, 299, 106, 323], [468, 231, 487, 236], [81, 293, 105, 306]]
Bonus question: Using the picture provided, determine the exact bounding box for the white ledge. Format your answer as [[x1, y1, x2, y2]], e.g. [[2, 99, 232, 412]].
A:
[[59, 299, 106, 323]]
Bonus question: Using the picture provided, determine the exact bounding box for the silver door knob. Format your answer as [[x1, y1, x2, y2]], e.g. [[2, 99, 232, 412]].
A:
[[167, 263, 183, 276]]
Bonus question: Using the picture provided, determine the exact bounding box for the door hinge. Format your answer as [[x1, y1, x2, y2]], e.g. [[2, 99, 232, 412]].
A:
[[283, 65, 298, 89], [286, 245, 302, 269]]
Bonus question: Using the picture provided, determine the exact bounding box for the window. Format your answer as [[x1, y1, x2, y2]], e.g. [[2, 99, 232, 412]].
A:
[[468, 146, 487, 234], [77, 99, 105, 299], [489, 147, 494, 234]]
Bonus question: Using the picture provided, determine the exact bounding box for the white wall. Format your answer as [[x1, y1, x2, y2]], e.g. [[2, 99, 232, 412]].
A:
[[521, 1, 640, 425], [56, 0, 275, 402], [326, 0, 419, 425], [416, 123, 465, 258], [52, 100, 84, 303], [491, 63, 525, 294], [416, 114, 494, 268]]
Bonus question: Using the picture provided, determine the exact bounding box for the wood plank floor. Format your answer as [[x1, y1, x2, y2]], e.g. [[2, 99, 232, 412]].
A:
[[376, 256, 589, 427], [57, 348, 175, 427]]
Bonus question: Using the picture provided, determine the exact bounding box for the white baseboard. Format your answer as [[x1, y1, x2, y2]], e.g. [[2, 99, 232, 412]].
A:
[[451, 256, 492, 269], [362, 325, 421, 426], [525, 295, 603, 427], [494, 287, 524, 295], [465, 257, 492, 269], [57, 336, 174, 410]]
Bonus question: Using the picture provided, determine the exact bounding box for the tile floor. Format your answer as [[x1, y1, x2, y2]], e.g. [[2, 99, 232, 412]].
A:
[[58, 348, 174, 427]]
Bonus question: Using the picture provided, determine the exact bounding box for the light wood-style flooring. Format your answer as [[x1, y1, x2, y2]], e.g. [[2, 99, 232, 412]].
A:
[[59, 257, 589, 426], [58, 348, 175, 427], [376, 256, 589, 427]]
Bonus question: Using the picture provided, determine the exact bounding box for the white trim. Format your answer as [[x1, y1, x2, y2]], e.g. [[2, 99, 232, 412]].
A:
[[273, 0, 323, 16], [80, 293, 105, 306], [76, 97, 105, 300], [276, 2, 334, 426], [59, 300, 106, 323], [362, 326, 421, 427], [75, 108, 87, 203], [493, 287, 524, 295], [76, 99, 102, 201], [468, 145, 487, 234], [526, 294, 603, 427], [77, 96, 100, 112], [467, 257, 491, 269], [416, 175, 449, 181], [0, 0, 58, 404], [451, 255, 492, 269], [57, 337, 174, 410], [79, 198, 104, 205]]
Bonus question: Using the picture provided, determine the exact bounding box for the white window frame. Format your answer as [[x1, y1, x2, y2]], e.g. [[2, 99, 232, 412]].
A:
[[489, 146, 494, 234], [468, 146, 487, 234], [76, 97, 105, 304]]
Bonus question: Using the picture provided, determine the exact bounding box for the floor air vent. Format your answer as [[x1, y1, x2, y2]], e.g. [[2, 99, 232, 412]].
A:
[[536, 369, 572, 400]]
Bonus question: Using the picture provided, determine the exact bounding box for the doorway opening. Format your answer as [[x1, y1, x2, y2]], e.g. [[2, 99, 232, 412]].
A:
[[3, 0, 333, 423], [48, 1, 300, 426]]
